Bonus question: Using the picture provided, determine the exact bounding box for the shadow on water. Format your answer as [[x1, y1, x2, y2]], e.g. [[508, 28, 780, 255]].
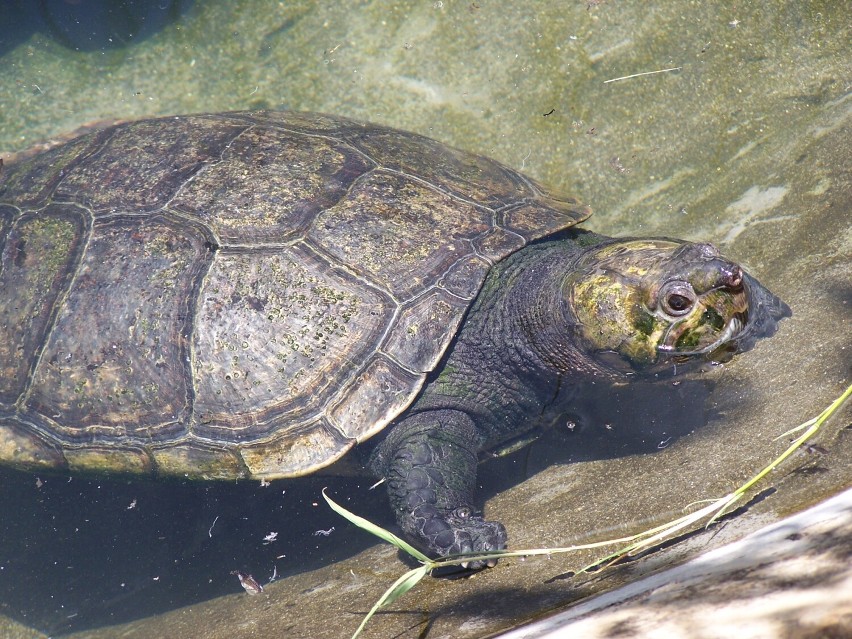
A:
[[0, 372, 754, 636], [0, 0, 194, 55], [479, 376, 724, 494]]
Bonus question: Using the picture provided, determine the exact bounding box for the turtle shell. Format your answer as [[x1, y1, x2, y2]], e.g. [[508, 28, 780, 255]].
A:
[[0, 111, 590, 479]]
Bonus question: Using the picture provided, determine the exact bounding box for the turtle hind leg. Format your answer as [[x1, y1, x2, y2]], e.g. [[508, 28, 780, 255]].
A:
[[370, 410, 507, 568]]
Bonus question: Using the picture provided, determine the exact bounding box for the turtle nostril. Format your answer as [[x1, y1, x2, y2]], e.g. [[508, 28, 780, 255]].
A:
[[716, 263, 743, 289], [728, 267, 743, 288]]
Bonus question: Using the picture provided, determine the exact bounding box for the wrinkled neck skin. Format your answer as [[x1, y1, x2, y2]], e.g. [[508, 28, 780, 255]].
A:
[[498, 241, 626, 381], [412, 236, 624, 449]]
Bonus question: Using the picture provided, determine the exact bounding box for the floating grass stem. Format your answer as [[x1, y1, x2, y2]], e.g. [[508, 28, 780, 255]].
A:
[[326, 383, 851, 638]]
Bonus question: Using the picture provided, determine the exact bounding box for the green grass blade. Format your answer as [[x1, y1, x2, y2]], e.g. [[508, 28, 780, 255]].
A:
[[322, 488, 431, 563], [587, 382, 852, 567], [350, 565, 431, 639], [729, 382, 851, 502]]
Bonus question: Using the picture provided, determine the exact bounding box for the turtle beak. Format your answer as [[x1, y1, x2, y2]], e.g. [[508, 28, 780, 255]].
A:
[[721, 271, 791, 357], [692, 312, 749, 363]]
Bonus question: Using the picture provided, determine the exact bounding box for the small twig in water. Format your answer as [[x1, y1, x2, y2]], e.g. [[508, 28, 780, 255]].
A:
[[603, 66, 682, 84]]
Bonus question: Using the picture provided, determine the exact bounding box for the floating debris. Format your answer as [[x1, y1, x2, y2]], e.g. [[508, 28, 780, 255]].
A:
[[603, 66, 682, 84], [803, 442, 829, 456], [231, 571, 264, 595]]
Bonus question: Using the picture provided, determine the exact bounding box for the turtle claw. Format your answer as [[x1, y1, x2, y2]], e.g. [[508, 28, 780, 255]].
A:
[[463, 557, 498, 570]]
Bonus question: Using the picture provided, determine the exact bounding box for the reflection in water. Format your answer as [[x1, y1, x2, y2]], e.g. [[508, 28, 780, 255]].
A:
[[482, 377, 719, 488], [0, 0, 194, 54]]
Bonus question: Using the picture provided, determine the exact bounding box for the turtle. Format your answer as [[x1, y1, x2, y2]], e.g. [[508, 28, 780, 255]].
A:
[[0, 111, 790, 565]]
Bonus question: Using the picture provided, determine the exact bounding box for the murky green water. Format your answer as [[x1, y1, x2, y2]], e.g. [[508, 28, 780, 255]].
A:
[[0, 2, 849, 637]]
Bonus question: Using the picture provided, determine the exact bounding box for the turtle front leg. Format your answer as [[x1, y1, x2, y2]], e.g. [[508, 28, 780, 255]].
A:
[[370, 410, 507, 567]]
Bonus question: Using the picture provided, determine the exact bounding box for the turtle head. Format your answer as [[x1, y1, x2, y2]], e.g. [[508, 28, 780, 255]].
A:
[[565, 239, 791, 376]]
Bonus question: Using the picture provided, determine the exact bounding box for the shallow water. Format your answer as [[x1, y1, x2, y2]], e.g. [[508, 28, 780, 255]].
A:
[[0, 1, 849, 637]]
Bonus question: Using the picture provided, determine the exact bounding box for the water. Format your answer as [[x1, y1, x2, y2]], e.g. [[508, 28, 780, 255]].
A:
[[0, 1, 849, 637]]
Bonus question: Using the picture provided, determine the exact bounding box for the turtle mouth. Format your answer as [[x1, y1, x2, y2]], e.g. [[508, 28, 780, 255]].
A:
[[654, 270, 791, 367], [658, 311, 748, 360]]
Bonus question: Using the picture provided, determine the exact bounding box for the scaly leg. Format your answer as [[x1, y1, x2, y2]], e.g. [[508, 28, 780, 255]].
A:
[[370, 410, 507, 567]]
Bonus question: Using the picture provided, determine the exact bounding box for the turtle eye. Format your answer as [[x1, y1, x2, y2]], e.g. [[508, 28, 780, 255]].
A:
[[660, 282, 696, 316], [667, 294, 692, 312]]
